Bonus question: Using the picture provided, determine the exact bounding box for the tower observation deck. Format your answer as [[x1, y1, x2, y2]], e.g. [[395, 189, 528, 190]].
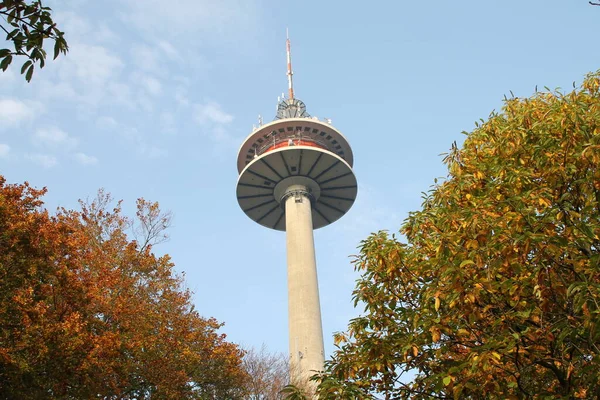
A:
[[235, 34, 357, 391]]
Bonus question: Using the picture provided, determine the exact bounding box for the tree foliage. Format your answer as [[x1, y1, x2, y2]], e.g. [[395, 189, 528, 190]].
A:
[[0, 177, 248, 399], [0, 0, 68, 81], [316, 72, 600, 399], [280, 384, 309, 400], [242, 344, 289, 400]]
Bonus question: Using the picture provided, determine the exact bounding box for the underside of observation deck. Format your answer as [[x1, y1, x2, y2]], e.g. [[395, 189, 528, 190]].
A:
[[236, 146, 357, 231]]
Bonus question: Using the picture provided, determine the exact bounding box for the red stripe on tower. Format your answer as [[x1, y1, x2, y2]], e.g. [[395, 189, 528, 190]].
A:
[[286, 28, 294, 100]]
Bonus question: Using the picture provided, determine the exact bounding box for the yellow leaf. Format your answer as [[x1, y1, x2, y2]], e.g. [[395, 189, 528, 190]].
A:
[[538, 198, 551, 207], [430, 327, 441, 342], [466, 240, 479, 250]]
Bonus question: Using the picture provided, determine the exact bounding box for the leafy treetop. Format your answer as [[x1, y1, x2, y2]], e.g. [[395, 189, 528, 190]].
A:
[[315, 71, 600, 399], [0, 178, 249, 399], [0, 0, 68, 81]]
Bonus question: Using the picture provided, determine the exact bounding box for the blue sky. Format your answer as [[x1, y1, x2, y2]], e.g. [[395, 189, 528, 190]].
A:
[[1, 0, 598, 360]]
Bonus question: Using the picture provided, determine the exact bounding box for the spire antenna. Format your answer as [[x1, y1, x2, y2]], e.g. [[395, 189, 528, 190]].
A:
[[286, 28, 294, 100]]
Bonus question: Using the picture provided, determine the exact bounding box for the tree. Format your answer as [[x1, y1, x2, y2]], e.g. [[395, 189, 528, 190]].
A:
[[242, 344, 289, 400], [0, 178, 248, 398], [0, 0, 68, 81], [280, 385, 309, 400], [315, 72, 600, 399]]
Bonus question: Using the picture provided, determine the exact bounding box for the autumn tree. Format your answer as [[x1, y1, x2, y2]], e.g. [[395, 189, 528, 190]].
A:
[[0, 178, 248, 399], [242, 344, 290, 400], [0, 0, 68, 81], [315, 72, 600, 399]]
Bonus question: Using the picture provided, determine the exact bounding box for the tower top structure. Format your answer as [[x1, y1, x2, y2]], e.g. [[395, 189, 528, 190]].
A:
[[235, 33, 357, 231]]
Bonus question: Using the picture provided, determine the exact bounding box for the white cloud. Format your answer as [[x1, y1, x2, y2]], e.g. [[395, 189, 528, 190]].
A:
[[119, 0, 259, 42], [27, 153, 58, 168], [212, 125, 239, 148], [54, 11, 92, 39], [31, 13, 124, 111], [191, 101, 239, 148], [0, 68, 15, 84], [33, 127, 78, 150], [138, 74, 162, 96], [54, 12, 117, 44], [107, 82, 135, 108], [66, 44, 124, 86], [136, 95, 154, 113], [114, 126, 168, 159], [37, 80, 78, 102], [131, 44, 161, 73], [159, 112, 176, 134], [139, 145, 168, 158], [96, 24, 118, 44], [0, 99, 35, 128], [194, 102, 234, 125], [175, 90, 190, 107], [56, 42, 124, 91], [130, 40, 182, 75], [34, 42, 125, 110], [97, 116, 118, 128], [158, 40, 180, 60], [0, 144, 10, 158], [74, 152, 98, 165]]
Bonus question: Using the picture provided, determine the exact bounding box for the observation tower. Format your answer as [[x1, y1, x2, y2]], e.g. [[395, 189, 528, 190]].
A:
[[235, 34, 357, 388]]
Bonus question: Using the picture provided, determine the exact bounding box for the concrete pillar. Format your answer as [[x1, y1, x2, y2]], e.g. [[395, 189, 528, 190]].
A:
[[284, 184, 325, 392]]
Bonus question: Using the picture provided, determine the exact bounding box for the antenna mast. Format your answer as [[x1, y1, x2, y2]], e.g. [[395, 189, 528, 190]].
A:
[[286, 28, 294, 100]]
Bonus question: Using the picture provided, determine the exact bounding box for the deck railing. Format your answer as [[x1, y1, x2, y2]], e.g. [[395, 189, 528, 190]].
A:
[[257, 137, 331, 157]]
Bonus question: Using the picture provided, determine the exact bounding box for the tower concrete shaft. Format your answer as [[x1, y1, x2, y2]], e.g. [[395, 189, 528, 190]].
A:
[[236, 36, 357, 397], [284, 185, 325, 386]]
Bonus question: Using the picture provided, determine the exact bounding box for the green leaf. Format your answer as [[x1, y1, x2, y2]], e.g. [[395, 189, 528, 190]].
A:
[[25, 64, 34, 82], [459, 259, 475, 268], [443, 376, 452, 386], [580, 223, 595, 240], [0, 54, 13, 71], [53, 38, 61, 59], [7, 28, 20, 40], [21, 60, 32, 74]]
